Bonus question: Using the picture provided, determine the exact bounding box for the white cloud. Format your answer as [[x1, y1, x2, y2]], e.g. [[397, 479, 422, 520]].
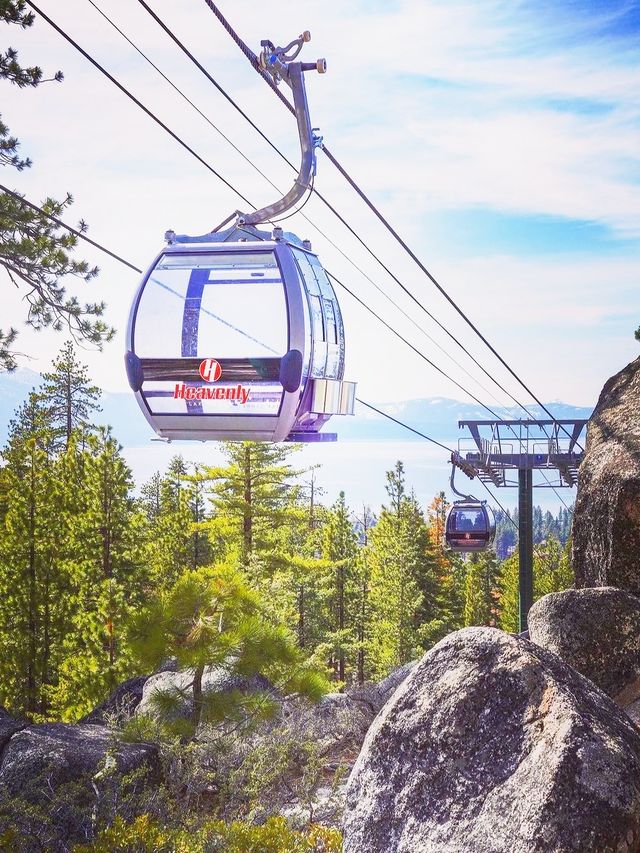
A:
[[1, 0, 638, 413]]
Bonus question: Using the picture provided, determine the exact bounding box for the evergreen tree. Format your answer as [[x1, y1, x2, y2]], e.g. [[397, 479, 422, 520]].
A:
[[494, 507, 517, 560], [291, 472, 320, 650], [0, 393, 58, 715], [184, 464, 212, 570], [204, 442, 302, 568], [463, 550, 500, 627], [534, 536, 573, 597], [498, 536, 573, 633], [366, 463, 440, 679], [533, 506, 544, 544], [140, 471, 162, 520], [354, 504, 375, 685], [52, 428, 147, 719], [321, 492, 358, 684], [141, 464, 192, 590], [498, 553, 520, 632], [38, 340, 101, 450], [129, 563, 330, 738], [280, 473, 327, 654], [142, 458, 212, 590], [406, 491, 442, 646], [0, 2, 113, 370]]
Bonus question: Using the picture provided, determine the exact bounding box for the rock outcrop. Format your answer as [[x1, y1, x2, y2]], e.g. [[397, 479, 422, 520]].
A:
[[573, 355, 640, 593], [137, 666, 272, 721], [0, 708, 26, 750], [80, 674, 149, 725], [344, 627, 640, 853], [0, 723, 159, 798], [0, 723, 160, 849], [528, 587, 640, 704], [130, 662, 413, 829]]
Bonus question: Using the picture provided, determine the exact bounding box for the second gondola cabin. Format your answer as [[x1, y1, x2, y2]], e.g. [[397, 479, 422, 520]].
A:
[[125, 225, 356, 443], [445, 500, 496, 553]]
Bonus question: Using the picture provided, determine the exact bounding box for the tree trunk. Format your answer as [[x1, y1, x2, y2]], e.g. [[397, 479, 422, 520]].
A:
[[65, 374, 72, 450], [298, 583, 305, 648], [191, 663, 205, 731], [27, 452, 37, 714], [338, 564, 345, 683], [101, 467, 115, 686], [243, 445, 252, 559], [357, 578, 367, 685], [41, 559, 51, 716]]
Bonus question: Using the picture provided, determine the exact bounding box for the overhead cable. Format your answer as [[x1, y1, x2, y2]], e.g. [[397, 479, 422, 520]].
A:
[[28, 2, 514, 424], [26, 1, 256, 212], [91, 0, 508, 411], [355, 399, 453, 453], [201, 0, 583, 450], [133, 0, 531, 415], [0, 183, 143, 273], [85, 0, 279, 195], [322, 145, 583, 449], [328, 271, 505, 419]]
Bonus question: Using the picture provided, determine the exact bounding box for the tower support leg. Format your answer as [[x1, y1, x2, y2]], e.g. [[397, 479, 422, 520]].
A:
[[518, 468, 534, 633]]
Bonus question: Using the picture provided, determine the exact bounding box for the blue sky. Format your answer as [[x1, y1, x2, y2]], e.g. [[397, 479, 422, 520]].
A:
[[522, 1, 640, 43], [1, 0, 639, 510]]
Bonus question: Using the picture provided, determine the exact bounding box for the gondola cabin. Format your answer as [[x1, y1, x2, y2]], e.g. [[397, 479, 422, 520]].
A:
[[125, 226, 356, 443], [445, 501, 496, 553]]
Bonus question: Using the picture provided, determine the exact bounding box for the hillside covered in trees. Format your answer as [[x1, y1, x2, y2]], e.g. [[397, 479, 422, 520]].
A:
[[0, 342, 575, 725], [0, 342, 579, 850]]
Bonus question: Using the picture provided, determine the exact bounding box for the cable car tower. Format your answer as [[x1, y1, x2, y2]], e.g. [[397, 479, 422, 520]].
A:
[[125, 31, 356, 443], [452, 418, 587, 632]]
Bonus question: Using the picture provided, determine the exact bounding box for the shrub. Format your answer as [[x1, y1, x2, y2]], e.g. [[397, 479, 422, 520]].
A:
[[73, 814, 342, 852]]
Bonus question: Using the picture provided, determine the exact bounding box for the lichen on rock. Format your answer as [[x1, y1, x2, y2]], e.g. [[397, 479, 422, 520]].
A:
[[572, 355, 640, 594], [528, 587, 640, 706], [344, 627, 640, 853]]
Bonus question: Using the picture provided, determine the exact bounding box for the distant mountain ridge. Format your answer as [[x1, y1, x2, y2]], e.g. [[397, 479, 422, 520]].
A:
[[0, 367, 593, 447]]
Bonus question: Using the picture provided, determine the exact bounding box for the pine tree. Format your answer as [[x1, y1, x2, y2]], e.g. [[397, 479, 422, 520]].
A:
[[498, 553, 520, 632], [534, 536, 573, 597], [129, 563, 330, 738], [498, 537, 573, 633], [494, 508, 517, 560], [463, 550, 500, 627], [38, 340, 101, 450], [284, 472, 326, 653], [366, 462, 440, 679], [354, 504, 375, 685], [52, 428, 147, 719], [0, 393, 59, 715], [204, 442, 303, 568], [321, 492, 358, 684], [533, 506, 544, 544], [141, 457, 212, 590], [0, 2, 113, 370], [184, 464, 212, 570], [140, 471, 162, 520]]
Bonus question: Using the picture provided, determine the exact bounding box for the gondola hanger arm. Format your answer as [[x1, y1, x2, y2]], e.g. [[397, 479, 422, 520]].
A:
[[450, 452, 483, 504], [234, 31, 325, 228]]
